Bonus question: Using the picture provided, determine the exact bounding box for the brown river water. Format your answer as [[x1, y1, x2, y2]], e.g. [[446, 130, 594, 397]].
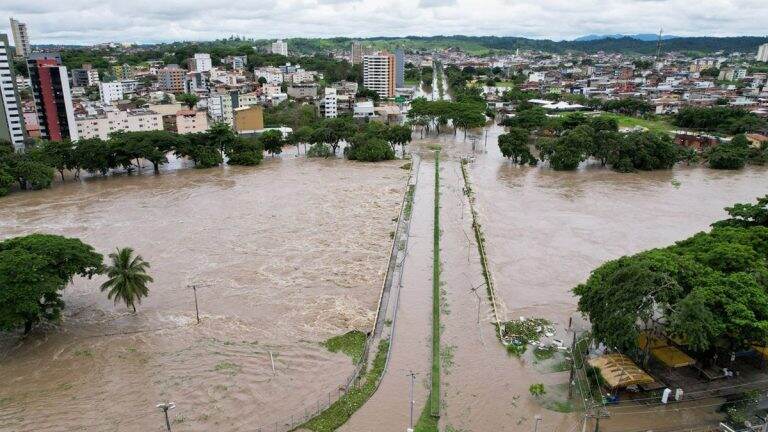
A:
[[1, 124, 767, 432], [0, 153, 407, 432]]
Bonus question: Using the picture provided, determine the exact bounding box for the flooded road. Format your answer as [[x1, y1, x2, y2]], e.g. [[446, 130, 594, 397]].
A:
[[341, 159, 435, 432], [464, 124, 768, 431], [0, 155, 407, 431]]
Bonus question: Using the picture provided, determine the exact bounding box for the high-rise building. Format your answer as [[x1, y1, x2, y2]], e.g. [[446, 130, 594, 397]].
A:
[[757, 44, 768, 63], [9, 18, 30, 58], [71, 64, 101, 87], [351, 41, 363, 65], [323, 88, 338, 118], [158, 65, 186, 93], [27, 53, 78, 142], [99, 81, 124, 104], [363, 53, 395, 99], [0, 34, 26, 149], [271, 39, 288, 56], [394, 48, 405, 88], [188, 53, 212, 72]]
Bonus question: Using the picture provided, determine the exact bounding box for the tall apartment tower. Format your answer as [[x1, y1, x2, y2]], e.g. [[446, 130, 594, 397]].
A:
[[271, 39, 288, 56], [27, 53, 78, 142], [351, 41, 363, 65], [394, 48, 405, 88], [0, 34, 26, 149], [323, 88, 338, 118], [9, 18, 30, 58], [757, 43, 768, 63], [363, 53, 395, 99]]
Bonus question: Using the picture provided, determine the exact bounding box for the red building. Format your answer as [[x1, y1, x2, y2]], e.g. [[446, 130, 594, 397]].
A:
[[27, 53, 78, 141]]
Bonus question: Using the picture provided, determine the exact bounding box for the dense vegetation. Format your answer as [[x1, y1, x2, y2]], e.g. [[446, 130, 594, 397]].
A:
[[574, 196, 768, 357], [0, 234, 103, 333], [674, 107, 767, 135], [251, 35, 768, 56], [0, 124, 265, 197]]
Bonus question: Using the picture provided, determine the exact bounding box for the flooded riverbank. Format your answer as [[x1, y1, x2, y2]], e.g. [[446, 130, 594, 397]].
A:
[[405, 124, 768, 431], [0, 155, 407, 431]]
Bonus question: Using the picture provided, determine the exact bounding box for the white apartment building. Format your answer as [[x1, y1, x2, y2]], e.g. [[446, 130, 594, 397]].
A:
[[189, 53, 212, 72], [290, 70, 315, 84], [174, 110, 209, 134], [0, 34, 25, 149], [254, 67, 283, 85], [121, 79, 140, 94], [261, 84, 281, 97], [72, 67, 100, 87], [9, 18, 30, 58], [75, 109, 163, 140], [207, 92, 261, 126], [323, 88, 337, 118], [363, 53, 395, 99], [99, 81, 124, 104], [758, 44, 768, 63], [272, 39, 288, 56]]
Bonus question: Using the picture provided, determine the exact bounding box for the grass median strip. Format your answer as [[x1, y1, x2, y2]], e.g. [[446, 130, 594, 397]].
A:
[[430, 152, 441, 418], [297, 339, 390, 432]]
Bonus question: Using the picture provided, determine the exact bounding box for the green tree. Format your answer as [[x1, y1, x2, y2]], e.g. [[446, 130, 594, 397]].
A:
[[345, 133, 395, 162], [39, 140, 76, 182], [529, 383, 546, 398], [100, 247, 153, 313], [75, 138, 115, 175], [226, 136, 264, 166], [176, 93, 199, 110], [712, 195, 768, 228], [707, 138, 749, 170], [498, 128, 537, 166], [0, 234, 103, 333], [260, 130, 284, 156]]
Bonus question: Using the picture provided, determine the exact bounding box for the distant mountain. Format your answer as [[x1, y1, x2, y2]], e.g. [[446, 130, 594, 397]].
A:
[[575, 34, 679, 42]]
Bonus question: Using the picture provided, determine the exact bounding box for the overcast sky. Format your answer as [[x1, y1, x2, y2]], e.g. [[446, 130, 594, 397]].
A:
[[1, 0, 766, 45]]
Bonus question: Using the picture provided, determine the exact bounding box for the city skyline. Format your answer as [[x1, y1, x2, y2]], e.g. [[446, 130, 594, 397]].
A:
[[1, 0, 767, 46]]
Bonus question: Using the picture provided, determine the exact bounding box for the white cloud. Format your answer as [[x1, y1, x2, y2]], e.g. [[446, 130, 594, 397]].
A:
[[0, 0, 766, 45]]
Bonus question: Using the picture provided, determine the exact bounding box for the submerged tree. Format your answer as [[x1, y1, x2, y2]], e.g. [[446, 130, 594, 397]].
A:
[[100, 247, 153, 313]]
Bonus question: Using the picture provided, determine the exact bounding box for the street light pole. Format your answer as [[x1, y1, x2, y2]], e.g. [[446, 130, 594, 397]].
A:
[[534, 414, 542, 432], [407, 370, 416, 431], [156, 402, 176, 432], [188, 284, 200, 324]]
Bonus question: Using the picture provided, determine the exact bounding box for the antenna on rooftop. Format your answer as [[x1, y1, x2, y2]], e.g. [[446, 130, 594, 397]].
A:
[[655, 26, 664, 63]]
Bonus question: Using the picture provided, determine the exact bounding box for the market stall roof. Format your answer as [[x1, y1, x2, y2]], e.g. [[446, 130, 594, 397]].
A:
[[637, 332, 696, 368], [652, 346, 696, 368], [588, 353, 655, 389]]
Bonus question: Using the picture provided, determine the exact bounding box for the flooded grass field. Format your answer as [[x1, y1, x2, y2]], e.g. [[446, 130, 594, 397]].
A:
[[0, 155, 407, 431]]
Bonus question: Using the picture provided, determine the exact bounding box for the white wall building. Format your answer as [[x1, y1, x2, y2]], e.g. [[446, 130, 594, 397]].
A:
[[271, 39, 288, 56], [99, 81, 124, 105], [757, 44, 768, 63], [324, 88, 337, 118], [75, 108, 163, 140], [254, 67, 283, 85], [189, 53, 212, 72], [9, 18, 30, 58], [363, 53, 394, 99], [353, 101, 375, 119], [0, 34, 25, 149]]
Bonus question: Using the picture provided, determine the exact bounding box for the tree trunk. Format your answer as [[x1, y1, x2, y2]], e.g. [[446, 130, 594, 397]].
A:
[[59, 170, 66, 182], [132, 304, 136, 313], [153, 162, 160, 174], [24, 320, 32, 334]]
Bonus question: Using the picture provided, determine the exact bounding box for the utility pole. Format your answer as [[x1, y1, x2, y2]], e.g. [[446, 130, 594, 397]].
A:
[[156, 402, 175, 432], [568, 331, 577, 399], [188, 284, 200, 324], [533, 415, 542, 432], [406, 370, 417, 431]]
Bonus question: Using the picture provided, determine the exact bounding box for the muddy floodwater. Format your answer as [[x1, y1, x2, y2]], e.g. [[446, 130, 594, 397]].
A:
[[399, 125, 768, 432], [0, 155, 406, 432]]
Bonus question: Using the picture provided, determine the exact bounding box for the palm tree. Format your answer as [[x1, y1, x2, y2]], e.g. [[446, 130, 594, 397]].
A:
[[100, 247, 153, 312]]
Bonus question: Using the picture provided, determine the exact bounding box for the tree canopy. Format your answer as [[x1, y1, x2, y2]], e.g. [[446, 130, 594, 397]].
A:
[[574, 196, 768, 356], [0, 234, 103, 333]]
